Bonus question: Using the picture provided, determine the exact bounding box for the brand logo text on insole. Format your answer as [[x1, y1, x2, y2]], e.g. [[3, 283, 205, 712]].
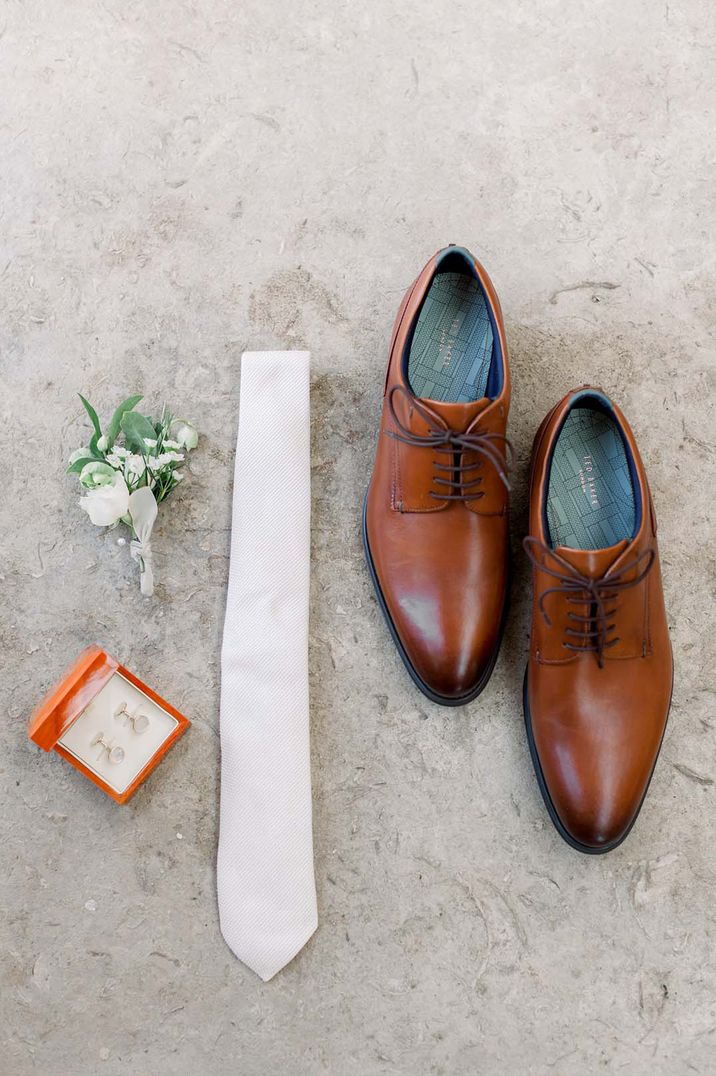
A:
[[439, 316, 462, 371], [579, 455, 600, 507]]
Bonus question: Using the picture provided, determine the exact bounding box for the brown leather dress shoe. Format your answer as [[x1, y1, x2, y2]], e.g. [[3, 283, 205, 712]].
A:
[[524, 388, 673, 853], [363, 245, 512, 705]]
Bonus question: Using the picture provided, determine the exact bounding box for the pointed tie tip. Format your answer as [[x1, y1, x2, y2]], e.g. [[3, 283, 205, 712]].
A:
[[221, 920, 318, 982], [219, 905, 318, 981]]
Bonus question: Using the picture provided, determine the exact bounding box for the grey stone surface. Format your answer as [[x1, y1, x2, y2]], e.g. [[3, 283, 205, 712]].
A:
[[2, 1, 715, 1073]]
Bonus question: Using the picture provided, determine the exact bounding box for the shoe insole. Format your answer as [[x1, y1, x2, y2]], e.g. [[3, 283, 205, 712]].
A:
[[407, 272, 494, 402], [547, 407, 636, 550]]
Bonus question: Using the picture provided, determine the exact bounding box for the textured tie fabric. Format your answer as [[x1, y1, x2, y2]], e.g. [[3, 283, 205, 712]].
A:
[[217, 350, 317, 981]]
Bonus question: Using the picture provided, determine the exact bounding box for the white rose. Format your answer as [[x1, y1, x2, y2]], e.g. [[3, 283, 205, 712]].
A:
[[79, 473, 130, 527], [79, 461, 117, 488]]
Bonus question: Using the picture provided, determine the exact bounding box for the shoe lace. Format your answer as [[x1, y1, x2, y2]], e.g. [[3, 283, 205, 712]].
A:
[[523, 536, 655, 667], [385, 385, 513, 501]]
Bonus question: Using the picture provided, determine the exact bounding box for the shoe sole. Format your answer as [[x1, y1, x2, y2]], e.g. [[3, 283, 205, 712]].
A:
[[362, 490, 509, 707], [522, 664, 673, 854]]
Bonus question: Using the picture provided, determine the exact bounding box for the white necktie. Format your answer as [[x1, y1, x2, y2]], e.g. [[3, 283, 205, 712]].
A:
[[217, 350, 317, 981]]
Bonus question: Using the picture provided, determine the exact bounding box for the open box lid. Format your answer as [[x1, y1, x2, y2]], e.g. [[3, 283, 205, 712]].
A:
[[28, 645, 119, 751]]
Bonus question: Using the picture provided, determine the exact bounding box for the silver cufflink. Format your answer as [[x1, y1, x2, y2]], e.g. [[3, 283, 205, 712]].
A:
[[114, 702, 149, 734], [91, 731, 125, 765]]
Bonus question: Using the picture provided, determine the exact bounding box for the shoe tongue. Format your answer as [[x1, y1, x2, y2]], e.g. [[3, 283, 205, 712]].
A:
[[420, 396, 490, 434], [554, 539, 630, 579]]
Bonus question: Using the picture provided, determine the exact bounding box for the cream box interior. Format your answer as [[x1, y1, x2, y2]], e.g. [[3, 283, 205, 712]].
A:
[[58, 671, 179, 795]]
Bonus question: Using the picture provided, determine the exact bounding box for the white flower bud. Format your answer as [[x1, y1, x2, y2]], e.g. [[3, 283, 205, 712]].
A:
[[169, 420, 199, 451]]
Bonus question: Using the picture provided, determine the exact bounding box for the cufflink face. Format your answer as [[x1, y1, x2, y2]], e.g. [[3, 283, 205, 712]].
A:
[[114, 702, 149, 734], [132, 712, 149, 734], [91, 731, 125, 765]]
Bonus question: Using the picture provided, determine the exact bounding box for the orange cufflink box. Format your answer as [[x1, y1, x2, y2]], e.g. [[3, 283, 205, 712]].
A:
[[28, 645, 190, 804]]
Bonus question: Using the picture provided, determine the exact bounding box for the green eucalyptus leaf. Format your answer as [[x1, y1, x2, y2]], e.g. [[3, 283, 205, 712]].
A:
[[78, 394, 102, 438], [66, 455, 96, 474], [107, 394, 143, 447], [121, 411, 157, 452]]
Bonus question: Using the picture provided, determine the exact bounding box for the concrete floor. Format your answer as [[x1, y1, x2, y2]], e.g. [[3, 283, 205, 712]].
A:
[[2, 1, 715, 1073]]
